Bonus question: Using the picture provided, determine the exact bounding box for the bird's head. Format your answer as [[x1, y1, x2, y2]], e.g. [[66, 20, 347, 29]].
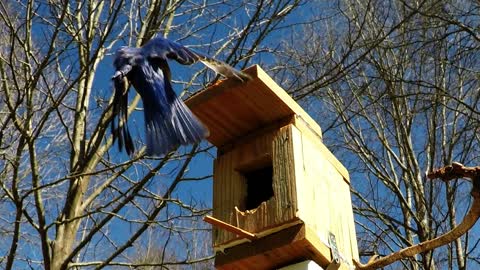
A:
[[115, 46, 141, 56], [113, 46, 141, 68]]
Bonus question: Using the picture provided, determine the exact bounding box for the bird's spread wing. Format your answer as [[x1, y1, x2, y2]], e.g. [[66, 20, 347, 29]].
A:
[[142, 37, 251, 81], [111, 48, 140, 155], [142, 37, 200, 65], [111, 37, 249, 156]]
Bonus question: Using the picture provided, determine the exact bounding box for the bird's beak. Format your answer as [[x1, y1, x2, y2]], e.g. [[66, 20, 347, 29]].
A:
[[112, 65, 133, 80], [112, 71, 123, 80]]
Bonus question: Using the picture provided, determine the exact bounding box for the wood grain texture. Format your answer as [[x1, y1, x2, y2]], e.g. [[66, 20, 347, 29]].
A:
[[290, 124, 359, 263], [293, 115, 350, 183], [212, 125, 298, 247], [185, 65, 322, 149], [215, 224, 331, 270], [204, 215, 257, 241]]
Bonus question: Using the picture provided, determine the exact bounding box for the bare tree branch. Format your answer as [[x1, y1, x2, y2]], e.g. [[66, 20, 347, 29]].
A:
[[355, 162, 480, 269]]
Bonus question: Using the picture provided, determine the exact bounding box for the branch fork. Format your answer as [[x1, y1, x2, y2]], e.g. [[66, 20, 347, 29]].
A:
[[354, 162, 480, 270]]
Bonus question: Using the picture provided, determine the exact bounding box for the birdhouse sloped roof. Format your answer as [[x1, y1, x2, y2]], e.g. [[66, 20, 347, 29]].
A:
[[185, 65, 322, 148]]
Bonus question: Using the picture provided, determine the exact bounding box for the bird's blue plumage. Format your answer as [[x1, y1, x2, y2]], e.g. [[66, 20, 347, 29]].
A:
[[128, 57, 207, 155], [111, 36, 250, 156]]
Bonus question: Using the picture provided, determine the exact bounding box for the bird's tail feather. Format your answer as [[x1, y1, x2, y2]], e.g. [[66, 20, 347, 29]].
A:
[[112, 76, 135, 156], [144, 97, 208, 156]]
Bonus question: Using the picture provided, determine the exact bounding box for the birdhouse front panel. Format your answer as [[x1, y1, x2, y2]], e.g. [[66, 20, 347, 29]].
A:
[[213, 124, 299, 247]]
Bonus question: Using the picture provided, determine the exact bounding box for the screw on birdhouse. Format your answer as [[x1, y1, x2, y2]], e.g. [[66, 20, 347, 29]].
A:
[[328, 232, 341, 264], [327, 232, 351, 270]]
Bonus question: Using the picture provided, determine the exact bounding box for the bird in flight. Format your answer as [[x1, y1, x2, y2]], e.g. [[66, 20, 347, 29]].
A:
[[111, 36, 250, 156]]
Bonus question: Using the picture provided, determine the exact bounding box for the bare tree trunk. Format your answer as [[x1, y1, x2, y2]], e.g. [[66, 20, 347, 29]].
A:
[[0, 0, 305, 268]]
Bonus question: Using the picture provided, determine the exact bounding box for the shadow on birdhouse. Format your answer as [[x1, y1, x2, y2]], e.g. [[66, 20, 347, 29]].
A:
[[186, 65, 358, 270]]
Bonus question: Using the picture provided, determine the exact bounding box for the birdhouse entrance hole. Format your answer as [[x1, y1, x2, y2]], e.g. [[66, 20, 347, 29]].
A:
[[238, 161, 274, 211]]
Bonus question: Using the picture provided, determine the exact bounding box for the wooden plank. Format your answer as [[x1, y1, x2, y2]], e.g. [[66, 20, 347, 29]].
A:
[[218, 115, 295, 156], [204, 215, 257, 241], [254, 66, 323, 140], [215, 223, 332, 270], [213, 219, 303, 252], [293, 115, 350, 183], [212, 124, 299, 246], [272, 124, 298, 226], [213, 151, 246, 246], [213, 128, 274, 246], [291, 123, 358, 265], [185, 65, 323, 148]]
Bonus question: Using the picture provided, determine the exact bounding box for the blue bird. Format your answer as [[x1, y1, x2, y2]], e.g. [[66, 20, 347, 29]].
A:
[[111, 36, 250, 156]]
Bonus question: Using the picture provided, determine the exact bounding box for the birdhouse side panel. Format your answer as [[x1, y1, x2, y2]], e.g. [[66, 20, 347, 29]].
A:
[[291, 124, 359, 264]]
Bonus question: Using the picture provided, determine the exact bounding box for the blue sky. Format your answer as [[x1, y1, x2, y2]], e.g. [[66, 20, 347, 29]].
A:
[[8, 0, 478, 268]]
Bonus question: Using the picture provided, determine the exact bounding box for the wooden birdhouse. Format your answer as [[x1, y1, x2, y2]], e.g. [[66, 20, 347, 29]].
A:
[[186, 65, 358, 270]]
